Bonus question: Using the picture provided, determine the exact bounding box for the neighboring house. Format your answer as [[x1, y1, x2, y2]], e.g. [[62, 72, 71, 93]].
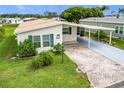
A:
[[0, 19, 2, 26], [52, 17, 65, 21], [79, 17, 124, 39], [23, 17, 37, 22], [2, 18, 23, 24], [14, 19, 114, 53]]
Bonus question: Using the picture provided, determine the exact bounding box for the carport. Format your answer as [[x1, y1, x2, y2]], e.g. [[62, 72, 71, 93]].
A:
[[62, 22, 115, 48]]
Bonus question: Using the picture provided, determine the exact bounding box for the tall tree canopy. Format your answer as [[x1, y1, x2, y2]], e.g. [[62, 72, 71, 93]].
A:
[[60, 6, 109, 23]]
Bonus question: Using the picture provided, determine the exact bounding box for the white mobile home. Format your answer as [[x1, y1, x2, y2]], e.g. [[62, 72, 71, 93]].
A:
[[2, 18, 23, 24], [14, 19, 114, 53], [80, 17, 124, 39]]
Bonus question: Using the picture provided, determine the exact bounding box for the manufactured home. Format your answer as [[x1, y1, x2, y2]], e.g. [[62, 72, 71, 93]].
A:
[[2, 18, 23, 24], [80, 17, 124, 40], [14, 19, 114, 53]]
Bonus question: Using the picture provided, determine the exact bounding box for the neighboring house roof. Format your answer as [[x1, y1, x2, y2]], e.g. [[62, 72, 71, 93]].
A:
[[2, 18, 22, 20], [23, 17, 37, 21], [15, 19, 114, 35], [79, 17, 124, 24]]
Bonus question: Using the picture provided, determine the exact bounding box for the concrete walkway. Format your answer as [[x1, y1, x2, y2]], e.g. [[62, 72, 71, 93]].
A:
[[77, 37, 124, 67], [65, 44, 124, 88]]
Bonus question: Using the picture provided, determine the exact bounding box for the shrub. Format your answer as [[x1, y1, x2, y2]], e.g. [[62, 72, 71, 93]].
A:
[[99, 30, 107, 40], [39, 51, 53, 66], [17, 39, 36, 58], [93, 30, 107, 41], [32, 51, 54, 69], [0, 27, 5, 33], [53, 43, 62, 54], [32, 55, 42, 69]]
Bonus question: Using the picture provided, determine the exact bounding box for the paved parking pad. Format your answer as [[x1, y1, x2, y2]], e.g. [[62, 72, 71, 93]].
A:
[[65, 44, 124, 88]]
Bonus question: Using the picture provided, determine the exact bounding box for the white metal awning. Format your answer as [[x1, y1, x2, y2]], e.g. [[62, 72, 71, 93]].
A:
[[61, 21, 115, 48], [62, 21, 115, 31]]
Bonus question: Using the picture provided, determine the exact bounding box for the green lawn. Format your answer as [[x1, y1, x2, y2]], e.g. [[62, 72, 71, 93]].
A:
[[0, 25, 90, 88], [112, 38, 124, 50]]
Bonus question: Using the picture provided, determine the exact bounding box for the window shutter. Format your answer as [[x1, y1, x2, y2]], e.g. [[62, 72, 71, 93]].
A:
[[28, 35, 32, 41], [69, 27, 72, 34], [50, 34, 54, 47]]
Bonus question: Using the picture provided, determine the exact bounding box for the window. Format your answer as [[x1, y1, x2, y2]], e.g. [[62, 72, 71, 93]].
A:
[[77, 27, 80, 35], [63, 27, 71, 34], [33, 36, 41, 48], [28, 35, 41, 48], [120, 26, 123, 34], [63, 28, 69, 34], [43, 35, 50, 47], [115, 26, 118, 33], [28, 35, 32, 41]]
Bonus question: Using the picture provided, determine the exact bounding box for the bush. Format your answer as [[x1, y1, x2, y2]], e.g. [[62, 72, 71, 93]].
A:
[[0, 27, 5, 33], [17, 39, 36, 58], [32, 55, 42, 69], [53, 43, 62, 54], [93, 30, 107, 41], [32, 51, 54, 69], [39, 51, 53, 66]]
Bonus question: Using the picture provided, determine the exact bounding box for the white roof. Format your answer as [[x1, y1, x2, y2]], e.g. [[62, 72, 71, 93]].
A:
[[2, 18, 21, 20], [62, 21, 114, 31], [15, 19, 114, 34], [80, 17, 124, 24]]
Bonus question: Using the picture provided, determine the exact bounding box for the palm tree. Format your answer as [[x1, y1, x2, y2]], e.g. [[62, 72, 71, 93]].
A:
[[111, 8, 124, 18]]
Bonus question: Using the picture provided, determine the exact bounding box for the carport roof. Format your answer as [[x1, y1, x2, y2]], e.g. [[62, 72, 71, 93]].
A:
[[15, 19, 115, 34], [62, 21, 114, 31]]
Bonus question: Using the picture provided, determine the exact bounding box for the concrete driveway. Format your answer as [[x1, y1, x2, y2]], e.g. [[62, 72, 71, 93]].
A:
[[77, 37, 124, 67], [65, 44, 124, 88]]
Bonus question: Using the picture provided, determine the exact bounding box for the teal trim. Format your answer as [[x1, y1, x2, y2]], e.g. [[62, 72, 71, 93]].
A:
[[50, 34, 54, 47], [28, 35, 32, 41]]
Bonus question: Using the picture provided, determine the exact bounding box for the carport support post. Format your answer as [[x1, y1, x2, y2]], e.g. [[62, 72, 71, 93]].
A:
[[98, 30, 100, 41], [88, 29, 91, 48], [61, 43, 64, 64], [109, 31, 112, 45]]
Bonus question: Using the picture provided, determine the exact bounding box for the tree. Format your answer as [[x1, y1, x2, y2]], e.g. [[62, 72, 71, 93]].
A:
[[97, 5, 109, 11], [44, 11, 57, 18], [60, 7, 105, 23], [60, 7, 84, 23], [111, 8, 124, 18]]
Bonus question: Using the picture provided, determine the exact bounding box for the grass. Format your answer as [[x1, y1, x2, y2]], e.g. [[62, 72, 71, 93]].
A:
[[112, 38, 124, 50], [0, 25, 90, 88]]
